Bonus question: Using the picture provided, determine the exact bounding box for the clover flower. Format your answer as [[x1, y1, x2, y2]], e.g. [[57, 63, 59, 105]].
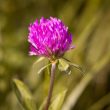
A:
[[28, 17, 74, 61], [27, 17, 83, 110]]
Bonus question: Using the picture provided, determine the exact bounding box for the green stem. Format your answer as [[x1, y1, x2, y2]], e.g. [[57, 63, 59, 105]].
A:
[[44, 62, 56, 110]]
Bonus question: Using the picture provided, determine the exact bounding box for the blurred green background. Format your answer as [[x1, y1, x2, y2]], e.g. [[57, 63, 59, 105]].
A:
[[0, 0, 110, 110]]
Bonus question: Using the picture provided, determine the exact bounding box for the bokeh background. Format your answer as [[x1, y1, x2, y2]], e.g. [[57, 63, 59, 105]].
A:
[[0, 0, 110, 110]]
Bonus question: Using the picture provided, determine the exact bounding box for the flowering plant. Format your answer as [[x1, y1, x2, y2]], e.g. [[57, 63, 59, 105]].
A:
[[13, 17, 83, 110], [28, 17, 83, 110]]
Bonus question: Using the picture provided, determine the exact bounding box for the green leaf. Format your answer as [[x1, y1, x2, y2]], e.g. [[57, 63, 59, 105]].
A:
[[38, 63, 52, 74], [31, 57, 48, 75], [63, 58, 85, 74], [36, 57, 45, 63], [39, 98, 46, 110], [13, 79, 37, 110], [49, 89, 67, 110], [58, 59, 69, 72]]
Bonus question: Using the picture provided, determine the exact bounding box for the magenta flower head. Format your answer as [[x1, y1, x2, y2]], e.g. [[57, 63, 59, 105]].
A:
[[28, 17, 74, 61]]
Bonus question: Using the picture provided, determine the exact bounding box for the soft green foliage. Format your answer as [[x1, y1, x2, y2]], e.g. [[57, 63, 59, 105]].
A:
[[30, 57, 49, 75], [13, 79, 37, 110], [49, 89, 67, 110], [39, 89, 67, 110], [0, 0, 110, 110], [58, 59, 70, 72]]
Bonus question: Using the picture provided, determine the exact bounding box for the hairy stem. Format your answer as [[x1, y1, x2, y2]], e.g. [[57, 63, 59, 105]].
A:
[[44, 62, 56, 110]]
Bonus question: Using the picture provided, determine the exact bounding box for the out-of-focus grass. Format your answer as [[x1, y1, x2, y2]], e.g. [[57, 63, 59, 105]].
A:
[[0, 0, 110, 110]]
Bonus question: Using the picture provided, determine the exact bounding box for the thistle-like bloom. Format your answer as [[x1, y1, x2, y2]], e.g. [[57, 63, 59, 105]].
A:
[[28, 17, 74, 61]]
